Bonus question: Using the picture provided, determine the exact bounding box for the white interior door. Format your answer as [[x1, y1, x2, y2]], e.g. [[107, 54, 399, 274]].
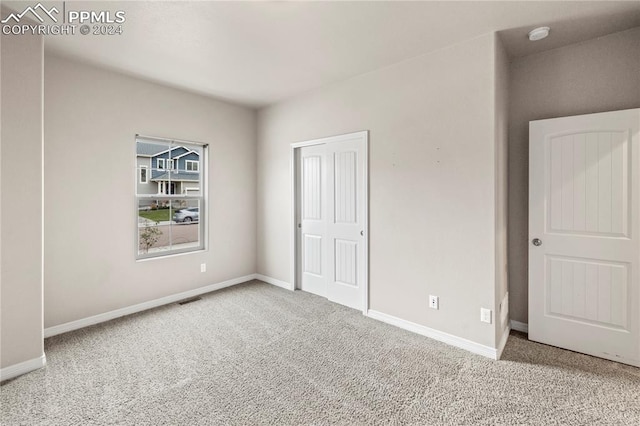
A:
[[295, 131, 368, 311], [297, 144, 328, 298], [529, 109, 640, 367], [326, 136, 366, 310]]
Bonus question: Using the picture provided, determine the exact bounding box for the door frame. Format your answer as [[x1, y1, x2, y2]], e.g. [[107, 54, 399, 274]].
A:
[[290, 130, 369, 314]]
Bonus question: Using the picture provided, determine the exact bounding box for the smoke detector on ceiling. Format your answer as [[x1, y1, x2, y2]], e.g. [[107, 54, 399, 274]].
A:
[[528, 27, 550, 41]]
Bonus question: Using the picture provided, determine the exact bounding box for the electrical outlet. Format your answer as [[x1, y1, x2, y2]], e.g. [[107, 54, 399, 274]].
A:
[[200, 263, 206, 273], [480, 308, 492, 324], [429, 295, 439, 310]]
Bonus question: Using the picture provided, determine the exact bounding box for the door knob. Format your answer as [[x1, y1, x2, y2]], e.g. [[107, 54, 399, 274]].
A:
[[532, 238, 542, 246], [360, 230, 364, 236]]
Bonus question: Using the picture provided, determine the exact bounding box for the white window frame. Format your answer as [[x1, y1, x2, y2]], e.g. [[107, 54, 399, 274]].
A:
[[186, 160, 199, 172], [136, 135, 207, 260], [157, 158, 166, 170], [167, 159, 175, 170], [139, 165, 148, 184]]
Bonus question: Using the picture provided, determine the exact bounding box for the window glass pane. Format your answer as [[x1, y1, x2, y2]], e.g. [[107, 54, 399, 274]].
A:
[[171, 199, 201, 249], [138, 200, 173, 255], [136, 166, 150, 193], [137, 140, 169, 196], [137, 199, 202, 257], [185, 160, 199, 172], [136, 137, 205, 259], [178, 145, 202, 196]]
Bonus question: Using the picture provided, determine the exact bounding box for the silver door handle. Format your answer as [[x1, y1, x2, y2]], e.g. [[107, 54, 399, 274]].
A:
[[532, 238, 542, 246], [360, 230, 364, 236]]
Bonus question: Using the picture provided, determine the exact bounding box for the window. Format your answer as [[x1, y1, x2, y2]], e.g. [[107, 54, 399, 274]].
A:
[[139, 166, 148, 184], [136, 136, 207, 259], [186, 160, 199, 172]]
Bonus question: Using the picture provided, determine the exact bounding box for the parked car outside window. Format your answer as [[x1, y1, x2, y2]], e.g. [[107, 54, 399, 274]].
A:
[[173, 207, 199, 223]]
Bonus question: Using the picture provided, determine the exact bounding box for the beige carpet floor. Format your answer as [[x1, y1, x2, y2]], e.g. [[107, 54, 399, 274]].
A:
[[1, 280, 639, 425]]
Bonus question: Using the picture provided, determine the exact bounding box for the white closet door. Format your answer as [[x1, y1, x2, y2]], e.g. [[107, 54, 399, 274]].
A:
[[326, 136, 366, 310], [295, 131, 368, 311], [298, 144, 328, 298], [529, 109, 640, 366]]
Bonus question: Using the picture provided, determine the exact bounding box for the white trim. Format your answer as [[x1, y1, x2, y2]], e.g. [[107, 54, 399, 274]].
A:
[[496, 324, 511, 360], [290, 130, 369, 313], [366, 310, 500, 360], [255, 273, 294, 291], [136, 247, 206, 262], [157, 158, 165, 170], [289, 145, 298, 290], [289, 146, 297, 292], [139, 165, 149, 184], [185, 159, 199, 172], [362, 132, 369, 314], [290, 130, 369, 149], [1, 353, 46, 382], [175, 151, 200, 160], [510, 320, 529, 333], [44, 274, 256, 338], [140, 146, 191, 159], [136, 133, 208, 147]]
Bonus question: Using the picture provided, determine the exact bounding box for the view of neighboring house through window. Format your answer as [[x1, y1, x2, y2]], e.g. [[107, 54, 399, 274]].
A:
[[186, 160, 199, 171], [139, 166, 148, 184], [136, 136, 206, 259]]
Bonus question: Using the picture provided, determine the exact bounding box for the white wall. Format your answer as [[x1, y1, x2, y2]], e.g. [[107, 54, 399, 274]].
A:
[[257, 34, 505, 348], [0, 30, 44, 369], [494, 36, 510, 345], [508, 27, 640, 324], [44, 54, 257, 328]]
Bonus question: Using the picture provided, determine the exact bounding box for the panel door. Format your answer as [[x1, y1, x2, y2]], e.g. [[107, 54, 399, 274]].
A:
[[326, 136, 366, 310], [529, 109, 640, 366], [298, 144, 328, 298]]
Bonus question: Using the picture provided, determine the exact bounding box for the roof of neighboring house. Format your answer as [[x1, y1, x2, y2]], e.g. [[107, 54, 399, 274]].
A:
[[137, 142, 168, 156], [151, 172, 200, 182], [137, 143, 199, 157], [174, 150, 200, 159]]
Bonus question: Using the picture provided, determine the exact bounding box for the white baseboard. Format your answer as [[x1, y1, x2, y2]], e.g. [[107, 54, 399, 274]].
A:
[[366, 310, 500, 360], [510, 320, 529, 333], [1, 353, 46, 382], [255, 274, 293, 291], [496, 324, 511, 360], [44, 274, 257, 338]]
